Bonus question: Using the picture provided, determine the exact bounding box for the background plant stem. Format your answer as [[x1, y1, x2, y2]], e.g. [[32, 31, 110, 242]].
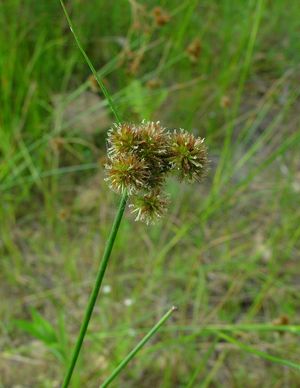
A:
[[100, 306, 177, 387], [62, 192, 128, 388]]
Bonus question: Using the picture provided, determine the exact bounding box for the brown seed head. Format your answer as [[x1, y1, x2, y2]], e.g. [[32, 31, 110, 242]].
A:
[[186, 38, 202, 63], [130, 189, 169, 225], [107, 123, 139, 157], [220, 95, 231, 109], [105, 154, 149, 194], [152, 7, 171, 26], [135, 121, 169, 160], [169, 130, 208, 182]]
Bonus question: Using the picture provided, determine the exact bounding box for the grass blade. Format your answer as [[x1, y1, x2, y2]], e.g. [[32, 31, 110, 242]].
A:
[[216, 332, 300, 372], [100, 306, 177, 387], [59, 0, 121, 123]]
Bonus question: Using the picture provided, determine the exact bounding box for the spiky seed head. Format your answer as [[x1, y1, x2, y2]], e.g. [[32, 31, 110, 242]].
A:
[[135, 121, 169, 160], [107, 121, 172, 191], [107, 123, 138, 157], [129, 189, 169, 225], [135, 121, 173, 184], [107, 121, 171, 171], [105, 154, 149, 194], [145, 170, 166, 190], [105, 121, 208, 225], [169, 130, 208, 182]]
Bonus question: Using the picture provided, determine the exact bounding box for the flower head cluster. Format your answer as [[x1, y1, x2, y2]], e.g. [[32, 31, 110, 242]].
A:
[[105, 121, 208, 224], [106, 121, 171, 194]]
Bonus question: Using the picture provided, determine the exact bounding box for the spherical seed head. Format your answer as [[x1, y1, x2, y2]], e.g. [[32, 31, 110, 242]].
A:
[[169, 130, 208, 182], [134, 121, 173, 186], [105, 154, 149, 194], [107, 123, 138, 157], [135, 121, 170, 161], [130, 189, 169, 225]]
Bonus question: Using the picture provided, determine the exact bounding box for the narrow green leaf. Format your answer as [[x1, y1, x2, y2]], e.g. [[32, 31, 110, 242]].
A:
[[100, 306, 177, 387]]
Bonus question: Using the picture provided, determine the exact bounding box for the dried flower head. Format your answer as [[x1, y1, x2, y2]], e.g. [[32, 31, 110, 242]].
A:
[[105, 121, 208, 224], [152, 7, 171, 26], [186, 38, 202, 63], [169, 130, 208, 182], [105, 154, 149, 194], [129, 190, 169, 225], [220, 95, 231, 109], [146, 78, 162, 89]]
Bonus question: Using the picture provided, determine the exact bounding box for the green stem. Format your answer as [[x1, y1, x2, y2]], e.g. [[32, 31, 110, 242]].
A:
[[62, 192, 128, 388], [100, 306, 177, 388], [59, 0, 121, 124]]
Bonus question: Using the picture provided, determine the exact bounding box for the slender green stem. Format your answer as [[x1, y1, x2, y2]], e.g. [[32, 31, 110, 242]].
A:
[[100, 306, 177, 388], [59, 0, 121, 124], [59, 2, 126, 385], [62, 192, 128, 388]]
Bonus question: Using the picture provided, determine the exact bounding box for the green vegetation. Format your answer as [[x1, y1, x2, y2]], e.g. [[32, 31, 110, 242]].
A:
[[1, 0, 300, 386]]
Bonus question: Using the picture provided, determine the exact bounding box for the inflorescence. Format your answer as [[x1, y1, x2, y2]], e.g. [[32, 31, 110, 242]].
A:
[[105, 121, 208, 224]]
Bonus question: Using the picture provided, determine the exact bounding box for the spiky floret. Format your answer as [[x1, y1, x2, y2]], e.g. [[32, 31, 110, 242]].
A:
[[107, 123, 139, 157], [135, 121, 173, 189], [105, 154, 149, 194], [135, 121, 169, 158], [168, 130, 208, 182], [129, 189, 169, 225]]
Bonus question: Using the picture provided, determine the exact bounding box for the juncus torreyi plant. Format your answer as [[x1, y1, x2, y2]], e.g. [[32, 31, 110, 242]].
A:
[[60, 2, 208, 387], [105, 121, 208, 224], [62, 121, 208, 387]]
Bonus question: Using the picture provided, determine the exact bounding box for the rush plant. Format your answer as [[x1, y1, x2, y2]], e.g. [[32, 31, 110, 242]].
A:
[[60, 1, 208, 387], [62, 123, 207, 386]]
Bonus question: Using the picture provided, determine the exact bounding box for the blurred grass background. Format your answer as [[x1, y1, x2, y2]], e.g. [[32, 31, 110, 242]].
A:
[[1, 0, 300, 386]]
